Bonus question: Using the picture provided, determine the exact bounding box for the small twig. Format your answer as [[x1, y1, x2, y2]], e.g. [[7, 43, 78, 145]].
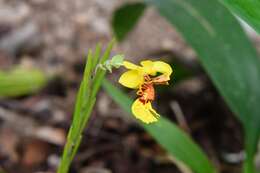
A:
[[170, 101, 191, 134]]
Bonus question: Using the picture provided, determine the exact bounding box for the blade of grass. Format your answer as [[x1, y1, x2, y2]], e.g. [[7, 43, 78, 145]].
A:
[[69, 136, 82, 163], [58, 42, 114, 173], [92, 40, 115, 96], [58, 49, 95, 173], [79, 98, 96, 133], [92, 43, 102, 69], [69, 51, 93, 140], [100, 39, 115, 64]]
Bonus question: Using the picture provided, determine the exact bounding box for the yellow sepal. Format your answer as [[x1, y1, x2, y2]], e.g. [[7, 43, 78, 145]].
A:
[[118, 70, 143, 89], [153, 61, 173, 76], [123, 61, 140, 70], [140, 60, 157, 75]]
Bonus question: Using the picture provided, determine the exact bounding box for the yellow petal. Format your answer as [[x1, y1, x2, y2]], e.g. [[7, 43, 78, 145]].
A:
[[140, 60, 157, 75], [140, 60, 153, 67], [153, 61, 173, 76], [118, 70, 143, 89], [140, 60, 172, 77], [123, 61, 140, 70], [131, 99, 160, 124]]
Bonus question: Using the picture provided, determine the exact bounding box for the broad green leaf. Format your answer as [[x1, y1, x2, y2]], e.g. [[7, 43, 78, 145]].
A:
[[112, 2, 146, 41], [220, 0, 260, 34], [0, 67, 47, 98], [102, 79, 216, 173], [144, 0, 260, 172]]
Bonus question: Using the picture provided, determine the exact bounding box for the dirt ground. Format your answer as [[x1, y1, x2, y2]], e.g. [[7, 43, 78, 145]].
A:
[[1, 0, 260, 173]]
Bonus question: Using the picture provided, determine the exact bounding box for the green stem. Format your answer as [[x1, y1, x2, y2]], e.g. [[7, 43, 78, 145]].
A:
[[243, 157, 256, 173]]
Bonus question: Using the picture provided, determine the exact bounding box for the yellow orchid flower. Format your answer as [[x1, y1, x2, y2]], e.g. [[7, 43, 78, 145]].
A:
[[118, 60, 173, 124]]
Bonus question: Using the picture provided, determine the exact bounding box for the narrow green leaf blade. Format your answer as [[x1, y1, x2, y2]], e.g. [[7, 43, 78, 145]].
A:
[[92, 43, 102, 69], [71, 50, 93, 132], [102, 79, 216, 173], [144, 0, 260, 171], [92, 40, 115, 96], [220, 0, 260, 34], [112, 2, 146, 41]]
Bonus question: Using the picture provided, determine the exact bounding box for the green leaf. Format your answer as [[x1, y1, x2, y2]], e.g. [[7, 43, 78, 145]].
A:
[[0, 67, 47, 98], [102, 79, 216, 173], [92, 40, 115, 95], [220, 0, 260, 34], [92, 43, 102, 69], [112, 2, 146, 41], [58, 42, 113, 173], [144, 0, 260, 172]]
